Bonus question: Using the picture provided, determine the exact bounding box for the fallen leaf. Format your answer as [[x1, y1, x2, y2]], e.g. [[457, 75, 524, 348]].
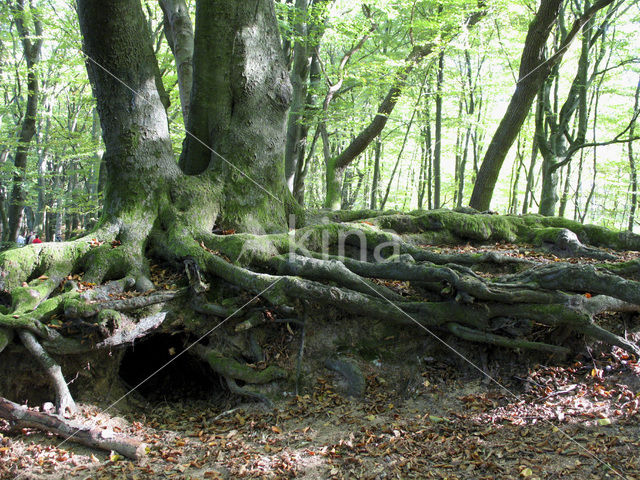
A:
[[520, 467, 533, 477]]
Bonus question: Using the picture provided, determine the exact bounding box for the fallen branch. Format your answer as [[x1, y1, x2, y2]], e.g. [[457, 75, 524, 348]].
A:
[[0, 396, 147, 459]]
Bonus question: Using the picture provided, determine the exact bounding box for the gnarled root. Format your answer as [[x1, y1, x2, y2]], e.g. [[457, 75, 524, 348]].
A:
[[18, 331, 76, 415], [194, 344, 286, 407]]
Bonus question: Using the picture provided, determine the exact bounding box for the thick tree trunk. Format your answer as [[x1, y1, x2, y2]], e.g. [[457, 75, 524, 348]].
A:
[[179, 0, 292, 231], [78, 0, 180, 234]]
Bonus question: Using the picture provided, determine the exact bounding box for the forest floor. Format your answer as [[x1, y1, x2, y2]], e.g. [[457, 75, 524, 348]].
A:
[[2, 244, 640, 480]]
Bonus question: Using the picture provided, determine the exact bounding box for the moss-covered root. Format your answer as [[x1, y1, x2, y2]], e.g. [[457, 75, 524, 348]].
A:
[[224, 376, 273, 408], [503, 263, 640, 306], [0, 227, 118, 291], [0, 328, 13, 354], [446, 323, 570, 355], [17, 330, 77, 415], [530, 228, 617, 260], [0, 288, 76, 340], [270, 254, 403, 302], [363, 210, 640, 252], [203, 350, 286, 384], [195, 346, 285, 406], [79, 243, 153, 291], [155, 231, 640, 356], [63, 288, 186, 318]]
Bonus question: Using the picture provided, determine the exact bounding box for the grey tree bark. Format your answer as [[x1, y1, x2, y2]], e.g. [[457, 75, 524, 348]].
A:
[[179, 0, 293, 231], [159, 0, 194, 126]]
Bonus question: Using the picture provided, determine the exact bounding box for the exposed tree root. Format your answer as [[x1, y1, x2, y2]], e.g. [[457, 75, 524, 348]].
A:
[[18, 331, 76, 415], [193, 344, 286, 407], [445, 323, 570, 355], [538, 228, 618, 260], [223, 377, 273, 408], [1, 210, 639, 414], [0, 328, 12, 354], [63, 288, 186, 318]]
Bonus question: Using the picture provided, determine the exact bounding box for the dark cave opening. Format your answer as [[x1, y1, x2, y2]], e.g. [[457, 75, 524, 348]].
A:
[[119, 334, 221, 402]]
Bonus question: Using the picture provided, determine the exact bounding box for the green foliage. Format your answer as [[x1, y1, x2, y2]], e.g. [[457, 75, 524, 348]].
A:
[[0, 0, 638, 235]]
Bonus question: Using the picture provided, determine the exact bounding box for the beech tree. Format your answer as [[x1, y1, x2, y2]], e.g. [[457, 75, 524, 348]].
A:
[[2, 0, 640, 439], [469, 0, 615, 212]]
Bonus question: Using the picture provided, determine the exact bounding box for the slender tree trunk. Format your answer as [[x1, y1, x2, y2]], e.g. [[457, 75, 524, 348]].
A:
[[469, 0, 612, 211], [453, 98, 463, 207], [7, 0, 43, 242], [458, 130, 471, 208], [285, 0, 312, 193], [35, 111, 51, 237], [370, 135, 381, 209], [628, 77, 640, 231], [509, 135, 523, 214], [539, 151, 560, 216], [380, 83, 424, 210], [293, 51, 323, 204], [0, 150, 9, 236], [285, 0, 330, 194], [159, 0, 194, 126], [324, 157, 344, 211], [433, 51, 444, 209], [558, 162, 572, 218]]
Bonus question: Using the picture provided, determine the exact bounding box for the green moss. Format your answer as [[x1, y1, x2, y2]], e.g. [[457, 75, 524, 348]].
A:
[[206, 351, 286, 384], [63, 298, 98, 317], [527, 227, 564, 245], [80, 244, 140, 283], [373, 211, 518, 244], [97, 309, 121, 328], [0, 328, 13, 353]]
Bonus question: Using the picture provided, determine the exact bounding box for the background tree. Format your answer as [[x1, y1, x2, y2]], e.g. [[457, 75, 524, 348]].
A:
[[6, 0, 42, 242], [469, 0, 613, 211]]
